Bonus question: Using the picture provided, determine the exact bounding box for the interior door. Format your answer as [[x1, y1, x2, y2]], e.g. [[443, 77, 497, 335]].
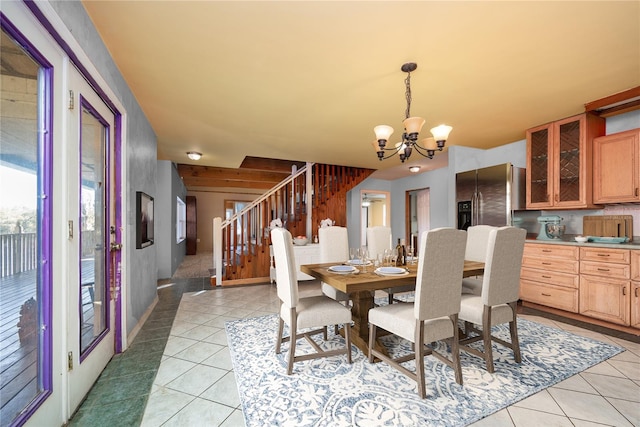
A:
[[66, 63, 117, 411]]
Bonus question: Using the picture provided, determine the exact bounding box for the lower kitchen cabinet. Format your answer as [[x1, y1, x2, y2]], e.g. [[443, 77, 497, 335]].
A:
[[632, 251, 640, 329], [520, 243, 579, 312], [521, 242, 640, 332], [579, 247, 633, 327]]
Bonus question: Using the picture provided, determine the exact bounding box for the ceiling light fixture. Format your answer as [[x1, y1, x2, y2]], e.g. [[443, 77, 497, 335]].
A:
[[409, 165, 421, 173], [187, 151, 202, 160], [373, 63, 452, 163]]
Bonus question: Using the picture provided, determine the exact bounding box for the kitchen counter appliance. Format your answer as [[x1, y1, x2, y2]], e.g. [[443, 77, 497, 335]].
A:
[[537, 215, 564, 240], [456, 163, 525, 229]]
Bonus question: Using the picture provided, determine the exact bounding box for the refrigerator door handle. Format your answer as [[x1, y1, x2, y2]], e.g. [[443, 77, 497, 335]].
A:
[[471, 191, 478, 226], [477, 191, 483, 225]]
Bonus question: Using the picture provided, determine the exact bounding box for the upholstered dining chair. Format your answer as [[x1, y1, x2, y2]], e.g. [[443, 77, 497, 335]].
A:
[[319, 226, 350, 303], [367, 226, 414, 304], [458, 226, 527, 373], [461, 225, 497, 295], [271, 227, 353, 375], [366, 226, 392, 260], [368, 227, 467, 398]]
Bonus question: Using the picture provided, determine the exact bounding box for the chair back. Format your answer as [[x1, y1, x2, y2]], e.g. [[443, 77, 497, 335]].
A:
[[465, 225, 497, 262], [366, 226, 392, 258], [271, 227, 299, 308], [319, 226, 349, 263], [481, 226, 527, 306], [414, 227, 467, 321]]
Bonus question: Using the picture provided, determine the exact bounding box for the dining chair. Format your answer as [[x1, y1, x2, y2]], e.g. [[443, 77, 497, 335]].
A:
[[271, 227, 353, 375], [368, 227, 467, 398], [461, 225, 496, 295], [319, 226, 350, 303], [319, 226, 351, 334], [368, 226, 414, 304], [458, 226, 527, 373]]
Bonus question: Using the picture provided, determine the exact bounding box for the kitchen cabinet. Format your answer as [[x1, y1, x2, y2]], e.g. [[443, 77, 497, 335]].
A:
[[526, 113, 605, 209], [520, 243, 579, 312], [579, 247, 631, 326], [593, 128, 640, 204], [632, 251, 640, 329]]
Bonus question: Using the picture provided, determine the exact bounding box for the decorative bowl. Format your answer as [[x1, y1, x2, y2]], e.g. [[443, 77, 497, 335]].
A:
[[574, 236, 588, 243], [292, 236, 308, 246]]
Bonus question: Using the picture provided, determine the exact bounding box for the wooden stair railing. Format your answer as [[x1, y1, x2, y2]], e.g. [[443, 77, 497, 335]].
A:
[[213, 163, 374, 286]]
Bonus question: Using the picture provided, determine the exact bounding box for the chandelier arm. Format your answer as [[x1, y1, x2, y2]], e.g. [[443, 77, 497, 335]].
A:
[[377, 147, 401, 161], [411, 143, 435, 159]]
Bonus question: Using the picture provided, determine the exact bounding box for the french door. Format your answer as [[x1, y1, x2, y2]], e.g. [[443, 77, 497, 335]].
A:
[[65, 62, 118, 412]]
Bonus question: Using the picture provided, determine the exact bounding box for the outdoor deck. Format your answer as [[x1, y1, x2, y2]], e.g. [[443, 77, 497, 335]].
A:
[[0, 268, 94, 425]]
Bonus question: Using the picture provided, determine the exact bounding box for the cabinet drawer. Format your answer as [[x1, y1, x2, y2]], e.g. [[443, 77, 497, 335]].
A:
[[524, 243, 579, 260], [632, 251, 640, 281], [522, 256, 580, 274], [521, 267, 579, 288], [520, 280, 578, 312], [580, 261, 630, 279], [579, 276, 630, 326], [580, 247, 630, 264]]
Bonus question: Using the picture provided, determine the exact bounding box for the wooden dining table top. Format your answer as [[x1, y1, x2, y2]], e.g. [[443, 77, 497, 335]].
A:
[[299, 260, 485, 294]]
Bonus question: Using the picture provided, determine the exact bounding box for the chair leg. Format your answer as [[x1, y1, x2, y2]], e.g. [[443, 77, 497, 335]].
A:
[[276, 313, 284, 354], [482, 305, 494, 374], [368, 323, 376, 363], [415, 320, 426, 399], [450, 314, 463, 385], [287, 309, 297, 375], [508, 302, 522, 363], [344, 324, 352, 364]]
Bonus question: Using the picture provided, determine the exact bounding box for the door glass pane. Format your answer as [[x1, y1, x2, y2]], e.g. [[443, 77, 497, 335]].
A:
[[557, 120, 581, 202], [79, 104, 107, 354], [0, 28, 45, 423], [529, 128, 549, 203]]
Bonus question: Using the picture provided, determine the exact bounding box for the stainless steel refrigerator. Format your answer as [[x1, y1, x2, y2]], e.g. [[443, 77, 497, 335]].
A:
[[455, 163, 525, 229]]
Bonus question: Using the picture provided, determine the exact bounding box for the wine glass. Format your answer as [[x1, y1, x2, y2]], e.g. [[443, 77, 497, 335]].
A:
[[349, 247, 357, 262], [360, 248, 369, 272], [407, 245, 415, 265]]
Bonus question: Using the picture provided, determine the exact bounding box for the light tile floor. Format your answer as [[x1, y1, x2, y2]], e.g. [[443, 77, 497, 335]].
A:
[[139, 281, 640, 427]]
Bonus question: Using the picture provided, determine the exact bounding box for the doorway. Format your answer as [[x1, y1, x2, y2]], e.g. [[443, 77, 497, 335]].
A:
[[406, 188, 430, 255]]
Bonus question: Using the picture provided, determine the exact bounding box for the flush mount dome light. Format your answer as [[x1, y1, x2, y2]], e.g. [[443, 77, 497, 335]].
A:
[[409, 165, 421, 173], [187, 151, 202, 160]]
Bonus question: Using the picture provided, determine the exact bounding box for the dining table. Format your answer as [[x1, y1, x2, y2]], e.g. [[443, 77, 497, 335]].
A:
[[300, 260, 485, 355]]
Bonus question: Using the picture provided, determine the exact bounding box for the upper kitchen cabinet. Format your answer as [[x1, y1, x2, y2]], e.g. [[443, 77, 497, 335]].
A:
[[593, 128, 640, 204], [526, 113, 605, 209]]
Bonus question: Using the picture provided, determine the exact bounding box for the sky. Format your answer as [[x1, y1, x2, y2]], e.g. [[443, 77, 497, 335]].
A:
[[0, 165, 36, 210]]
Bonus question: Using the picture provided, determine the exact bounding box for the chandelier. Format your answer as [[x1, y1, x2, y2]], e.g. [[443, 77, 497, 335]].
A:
[[373, 63, 452, 162]]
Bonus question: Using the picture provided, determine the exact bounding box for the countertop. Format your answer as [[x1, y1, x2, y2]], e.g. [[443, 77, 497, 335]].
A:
[[525, 234, 640, 250]]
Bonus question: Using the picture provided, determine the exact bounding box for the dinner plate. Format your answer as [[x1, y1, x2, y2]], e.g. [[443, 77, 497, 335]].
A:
[[328, 265, 357, 273], [346, 259, 372, 266], [375, 266, 406, 275]]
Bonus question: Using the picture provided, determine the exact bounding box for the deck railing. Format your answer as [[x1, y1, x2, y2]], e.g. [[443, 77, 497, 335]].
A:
[[0, 233, 37, 278]]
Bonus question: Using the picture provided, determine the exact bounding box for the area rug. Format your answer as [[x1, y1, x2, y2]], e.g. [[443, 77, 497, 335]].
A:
[[225, 315, 623, 427]]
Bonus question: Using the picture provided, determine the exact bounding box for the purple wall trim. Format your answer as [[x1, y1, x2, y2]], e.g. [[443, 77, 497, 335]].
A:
[[22, 0, 125, 351], [0, 11, 53, 427], [78, 95, 112, 364]]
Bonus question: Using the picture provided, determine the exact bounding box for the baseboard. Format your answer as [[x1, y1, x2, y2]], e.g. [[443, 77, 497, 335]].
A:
[[125, 295, 159, 348]]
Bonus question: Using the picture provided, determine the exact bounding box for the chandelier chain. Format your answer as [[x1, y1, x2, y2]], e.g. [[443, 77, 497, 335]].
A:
[[404, 72, 412, 120]]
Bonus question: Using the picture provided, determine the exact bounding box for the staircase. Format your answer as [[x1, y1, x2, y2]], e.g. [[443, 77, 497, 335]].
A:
[[212, 162, 374, 286]]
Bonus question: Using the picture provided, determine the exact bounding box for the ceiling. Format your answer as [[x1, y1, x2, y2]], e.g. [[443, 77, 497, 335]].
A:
[[80, 1, 639, 180]]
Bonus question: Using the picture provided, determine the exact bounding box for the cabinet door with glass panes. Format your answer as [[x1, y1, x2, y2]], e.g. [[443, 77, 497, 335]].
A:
[[526, 113, 605, 209]]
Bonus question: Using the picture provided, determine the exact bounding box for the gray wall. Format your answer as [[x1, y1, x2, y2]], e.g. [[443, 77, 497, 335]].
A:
[[50, 1, 159, 335], [348, 109, 640, 242], [156, 161, 187, 279]]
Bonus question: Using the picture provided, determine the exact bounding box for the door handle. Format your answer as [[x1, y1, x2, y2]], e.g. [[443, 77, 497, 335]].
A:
[[110, 242, 122, 251]]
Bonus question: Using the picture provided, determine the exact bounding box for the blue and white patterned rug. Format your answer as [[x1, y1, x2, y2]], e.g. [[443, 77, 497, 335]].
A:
[[225, 314, 623, 427]]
